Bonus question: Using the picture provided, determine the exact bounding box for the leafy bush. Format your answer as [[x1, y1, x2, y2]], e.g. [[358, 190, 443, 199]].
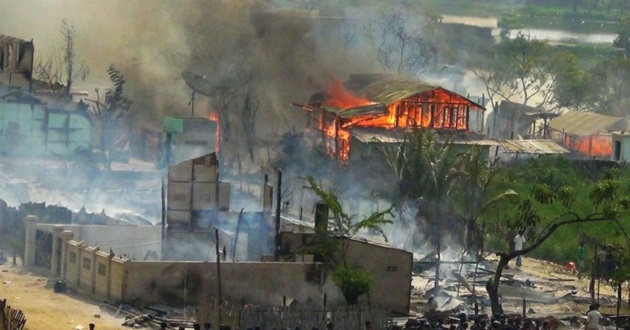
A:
[[332, 264, 374, 305]]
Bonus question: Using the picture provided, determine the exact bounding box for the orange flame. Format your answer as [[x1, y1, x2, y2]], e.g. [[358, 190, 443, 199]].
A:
[[209, 112, 220, 152], [324, 77, 372, 109], [564, 135, 611, 157], [317, 82, 471, 163]]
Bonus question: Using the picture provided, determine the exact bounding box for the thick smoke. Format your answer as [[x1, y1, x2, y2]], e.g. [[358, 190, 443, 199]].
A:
[[0, 1, 467, 256], [0, 0, 381, 134]]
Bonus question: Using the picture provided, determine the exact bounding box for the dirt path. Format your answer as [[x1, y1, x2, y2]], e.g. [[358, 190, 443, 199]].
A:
[[0, 263, 129, 330]]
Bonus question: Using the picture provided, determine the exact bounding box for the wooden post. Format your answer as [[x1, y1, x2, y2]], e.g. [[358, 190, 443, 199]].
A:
[[232, 208, 244, 261], [215, 228, 223, 326], [522, 298, 526, 318], [274, 170, 283, 261], [161, 177, 166, 260], [616, 282, 621, 330]]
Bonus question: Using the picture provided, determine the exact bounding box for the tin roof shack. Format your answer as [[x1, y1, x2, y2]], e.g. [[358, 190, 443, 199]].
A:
[[278, 231, 413, 315], [548, 111, 626, 158], [347, 127, 497, 164], [295, 74, 486, 163], [0, 35, 34, 88], [488, 101, 559, 139]]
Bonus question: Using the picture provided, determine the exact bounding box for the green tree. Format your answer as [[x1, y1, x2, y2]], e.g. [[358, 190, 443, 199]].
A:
[[302, 175, 394, 304], [485, 170, 630, 315], [500, 35, 550, 106], [548, 51, 593, 111], [471, 35, 588, 112], [586, 57, 630, 115]]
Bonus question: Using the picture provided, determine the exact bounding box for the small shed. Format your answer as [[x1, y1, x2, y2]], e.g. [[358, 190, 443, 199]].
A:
[[548, 111, 626, 158]]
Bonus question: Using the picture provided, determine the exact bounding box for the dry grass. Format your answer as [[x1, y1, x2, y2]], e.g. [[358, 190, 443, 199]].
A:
[[0, 263, 129, 330]]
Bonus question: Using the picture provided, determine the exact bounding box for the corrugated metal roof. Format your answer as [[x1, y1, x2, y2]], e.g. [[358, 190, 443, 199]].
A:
[[549, 111, 624, 136], [356, 79, 486, 109], [349, 127, 499, 145], [499, 139, 568, 154], [500, 100, 545, 115], [323, 103, 387, 118], [358, 79, 437, 105], [349, 128, 405, 143]]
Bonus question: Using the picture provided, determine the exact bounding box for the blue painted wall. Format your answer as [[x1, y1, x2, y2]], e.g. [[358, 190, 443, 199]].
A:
[[0, 101, 91, 156]]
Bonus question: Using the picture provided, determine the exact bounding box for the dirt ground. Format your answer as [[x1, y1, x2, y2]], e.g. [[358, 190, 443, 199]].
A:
[[0, 262, 130, 330]]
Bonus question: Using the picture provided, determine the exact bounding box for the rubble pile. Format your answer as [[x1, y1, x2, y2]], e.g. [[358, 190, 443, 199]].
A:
[[407, 256, 626, 330]]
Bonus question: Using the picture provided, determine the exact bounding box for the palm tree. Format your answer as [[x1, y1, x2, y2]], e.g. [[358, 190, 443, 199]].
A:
[[382, 129, 460, 287], [454, 147, 516, 258]]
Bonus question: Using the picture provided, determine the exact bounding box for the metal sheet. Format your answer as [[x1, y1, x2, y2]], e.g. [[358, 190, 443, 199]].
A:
[[218, 182, 231, 211], [192, 153, 218, 182], [167, 182, 192, 211], [549, 111, 624, 136], [168, 161, 193, 182], [192, 182, 217, 210], [499, 139, 568, 154]]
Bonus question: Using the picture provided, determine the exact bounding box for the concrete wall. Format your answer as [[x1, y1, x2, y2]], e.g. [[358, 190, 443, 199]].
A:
[[280, 232, 413, 314], [64, 240, 127, 301], [123, 261, 339, 308], [37, 223, 162, 260], [0, 103, 91, 157], [48, 231, 410, 314], [612, 134, 630, 162]]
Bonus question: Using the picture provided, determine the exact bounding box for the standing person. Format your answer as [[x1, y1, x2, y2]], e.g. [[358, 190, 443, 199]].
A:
[[514, 230, 526, 267], [577, 241, 586, 278], [585, 303, 603, 330]]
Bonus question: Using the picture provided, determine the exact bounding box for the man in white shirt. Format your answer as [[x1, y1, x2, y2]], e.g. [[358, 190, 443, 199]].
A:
[[514, 230, 526, 267], [585, 303, 603, 330]]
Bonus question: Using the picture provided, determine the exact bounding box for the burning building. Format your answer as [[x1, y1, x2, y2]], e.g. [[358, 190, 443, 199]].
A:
[[295, 74, 487, 162], [548, 111, 627, 158]]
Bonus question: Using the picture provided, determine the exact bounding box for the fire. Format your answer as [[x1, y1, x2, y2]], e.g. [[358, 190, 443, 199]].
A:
[[324, 77, 372, 109], [310, 78, 476, 163], [564, 134, 611, 157], [324, 119, 351, 161], [209, 112, 220, 152]]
